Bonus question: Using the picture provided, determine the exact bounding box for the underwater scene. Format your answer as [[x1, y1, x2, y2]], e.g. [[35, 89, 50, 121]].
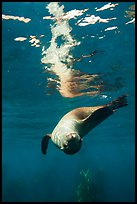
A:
[[2, 2, 135, 202]]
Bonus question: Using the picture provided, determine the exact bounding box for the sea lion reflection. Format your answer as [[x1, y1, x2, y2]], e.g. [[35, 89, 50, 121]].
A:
[[46, 69, 104, 98], [45, 50, 104, 98]]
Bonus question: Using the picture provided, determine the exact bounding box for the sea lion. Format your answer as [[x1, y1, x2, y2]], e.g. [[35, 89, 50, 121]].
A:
[[41, 94, 128, 155]]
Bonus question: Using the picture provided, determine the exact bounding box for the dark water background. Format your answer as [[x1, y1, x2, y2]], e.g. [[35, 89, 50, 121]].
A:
[[2, 2, 135, 202]]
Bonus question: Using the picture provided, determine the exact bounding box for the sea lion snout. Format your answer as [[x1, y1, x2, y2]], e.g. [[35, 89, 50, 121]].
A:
[[62, 132, 82, 155]]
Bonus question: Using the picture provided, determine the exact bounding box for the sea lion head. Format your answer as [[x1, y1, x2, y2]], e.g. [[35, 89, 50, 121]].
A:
[[61, 132, 82, 155]]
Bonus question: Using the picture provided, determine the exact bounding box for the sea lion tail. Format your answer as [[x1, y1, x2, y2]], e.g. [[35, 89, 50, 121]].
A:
[[107, 94, 128, 111]]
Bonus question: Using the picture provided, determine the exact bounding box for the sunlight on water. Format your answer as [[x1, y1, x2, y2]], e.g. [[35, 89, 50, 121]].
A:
[[40, 2, 135, 99], [2, 2, 134, 98], [41, 2, 107, 98]]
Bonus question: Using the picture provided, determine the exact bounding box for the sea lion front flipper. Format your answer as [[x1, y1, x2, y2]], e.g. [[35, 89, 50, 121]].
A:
[[41, 134, 51, 155], [82, 107, 113, 131]]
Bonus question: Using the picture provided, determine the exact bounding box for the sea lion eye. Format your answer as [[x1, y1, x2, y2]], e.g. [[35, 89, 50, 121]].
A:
[[63, 142, 68, 148], [64, 144, 67, 147]]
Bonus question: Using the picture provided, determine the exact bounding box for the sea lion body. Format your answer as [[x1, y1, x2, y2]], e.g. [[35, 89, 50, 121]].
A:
[[52, 106, 102, 140], [41, 95, 128, 155]]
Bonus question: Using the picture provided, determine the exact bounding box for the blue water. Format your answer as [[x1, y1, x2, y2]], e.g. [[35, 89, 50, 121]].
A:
[[2, 2, 135, 202]]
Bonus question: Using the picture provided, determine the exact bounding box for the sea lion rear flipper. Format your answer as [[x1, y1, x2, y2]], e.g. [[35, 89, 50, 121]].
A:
[[107, 94, 128, 111], [41, 134, 51, 155]]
